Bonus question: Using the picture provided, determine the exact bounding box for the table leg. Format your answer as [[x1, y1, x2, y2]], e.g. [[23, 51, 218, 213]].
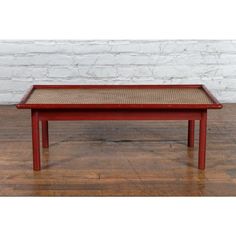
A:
[[42, 120, 49, 148], [198, 111, 207, 170], [31, 110, 41, 171], [188, 120, 195, 147]]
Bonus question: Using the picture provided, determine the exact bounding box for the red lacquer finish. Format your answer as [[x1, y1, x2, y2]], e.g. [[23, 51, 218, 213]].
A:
[[17, 84, 223, 171], [42, 120, 49, 148], [198, 110, 207, 170], [38, 109, 202, 121], [16, 84, 223, 110], [188, 120, 195, 147], [31, 110, 40, 171]]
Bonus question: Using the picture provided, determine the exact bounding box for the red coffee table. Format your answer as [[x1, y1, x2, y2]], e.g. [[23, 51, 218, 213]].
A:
[[16, 85, 222, 171]]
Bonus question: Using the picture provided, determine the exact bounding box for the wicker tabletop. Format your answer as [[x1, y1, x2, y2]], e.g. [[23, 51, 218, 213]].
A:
[[25, 87, 213, 105]]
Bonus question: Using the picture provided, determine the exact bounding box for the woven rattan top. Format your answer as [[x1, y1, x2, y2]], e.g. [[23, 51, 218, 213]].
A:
[[26, 88, 213, 105]]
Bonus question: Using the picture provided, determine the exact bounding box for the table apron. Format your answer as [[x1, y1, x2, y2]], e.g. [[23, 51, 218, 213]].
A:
[[37, 109, 203, 121]]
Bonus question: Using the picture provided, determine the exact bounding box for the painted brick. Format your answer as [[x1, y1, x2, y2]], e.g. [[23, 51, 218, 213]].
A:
[[0, 67, 47, 78], [117, 66, 153, 77], [0, 55, 74, 66], [78, 66, 117, 78], [72, 44, 112, 54], [47, 67, 78, 78], [0, 40, 236, 104]]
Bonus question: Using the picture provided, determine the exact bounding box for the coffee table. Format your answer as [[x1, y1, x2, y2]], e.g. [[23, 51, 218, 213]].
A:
[[16, 85, 222, 171]]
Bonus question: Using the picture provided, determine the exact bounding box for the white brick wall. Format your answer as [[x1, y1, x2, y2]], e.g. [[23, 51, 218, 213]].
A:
[[0, 40, 236, 104]]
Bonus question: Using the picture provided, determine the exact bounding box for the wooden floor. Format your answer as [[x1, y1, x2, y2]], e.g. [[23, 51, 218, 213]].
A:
[[0, 104, 235, 196]]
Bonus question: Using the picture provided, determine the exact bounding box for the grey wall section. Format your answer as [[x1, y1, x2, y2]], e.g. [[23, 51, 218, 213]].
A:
[[0, 40, 236, 104]]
